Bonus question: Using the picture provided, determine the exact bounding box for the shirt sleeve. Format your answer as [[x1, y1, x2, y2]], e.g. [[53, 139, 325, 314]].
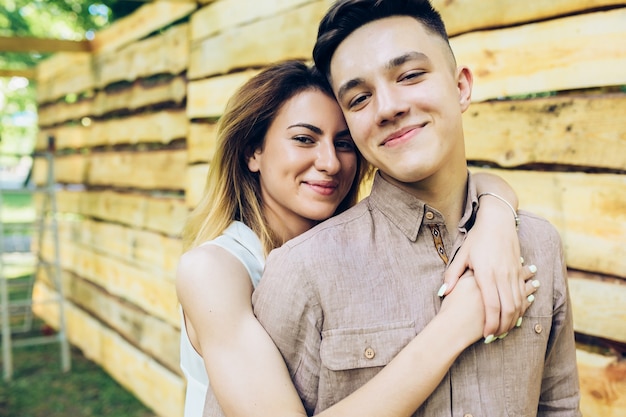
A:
[[538, 228, 582, 416], [252, 245, 323, 416]]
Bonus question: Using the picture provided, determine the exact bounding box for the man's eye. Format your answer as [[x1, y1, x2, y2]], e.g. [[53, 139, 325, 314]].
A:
[[400, 71, 425, 82], [349, 94, 369, 109]]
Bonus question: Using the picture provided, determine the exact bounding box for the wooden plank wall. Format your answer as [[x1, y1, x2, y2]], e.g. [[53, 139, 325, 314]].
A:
[[33, 1, 625, 416]]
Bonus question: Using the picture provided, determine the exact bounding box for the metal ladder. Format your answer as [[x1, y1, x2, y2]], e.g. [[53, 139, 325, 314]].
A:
[[0, 139, 71, 381]]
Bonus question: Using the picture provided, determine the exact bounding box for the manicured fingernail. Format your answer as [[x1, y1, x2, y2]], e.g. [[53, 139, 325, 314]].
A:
[[484, 334, 496, 344], [498, 332, 509, 340], [516, 317, 523, 327], [520, 256, 524, 265], [529, 264, 537, 274], [531, 280, 541, 288], [437, 283, 448, 298], [527, 294, 535, 303]]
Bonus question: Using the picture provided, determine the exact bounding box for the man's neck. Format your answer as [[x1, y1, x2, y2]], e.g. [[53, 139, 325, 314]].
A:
[[380, 168, 468, 234]]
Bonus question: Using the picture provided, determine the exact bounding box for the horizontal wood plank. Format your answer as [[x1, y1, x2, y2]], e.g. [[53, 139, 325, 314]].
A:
[[89, 110, 188, 147], [568, 271, 626, 344], [464, 93, 626, 170], [32, 153, 88, 186], [187, 122, 218, 163], [576, 349, 626, 417], [32, 284, 184, 417], [95, 23, 189, 88], [0, 68, 36, 79], [49, 189, 187, 236], [87, 149, 187, 191], [471, 169, 626, 277], [36, 53, 95, 104], [190, 0, 317, 42], [36, 52, 91, 82], [0, 35, 90, 53], [37, 269, 181, 374], [435, 0, 626, 36], [37, 124, 90, 151], [56, 217, 182, 275], [94, 75, 186, 115], [38, 99, 94, 128], [189, 2, 323, 79], [41, 237, 179, 327], [187, 70, 258, 119], [90, 0, 196, 54], [185, 163, 209, 208], [452, 8, 626, 101]]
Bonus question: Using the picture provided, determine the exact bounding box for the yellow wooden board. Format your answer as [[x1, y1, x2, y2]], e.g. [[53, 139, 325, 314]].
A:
[[464, 94, 626, 171], [453, 8, 626, 101], [435, 0, 626, 36], [87, 149, 188, 191], [33, 283, 185, 417], [95, 23, 189, 88], [472, 168, 626, 278]]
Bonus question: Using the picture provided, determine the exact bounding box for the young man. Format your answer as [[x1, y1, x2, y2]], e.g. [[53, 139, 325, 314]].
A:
[[252, 1, 581, 416]]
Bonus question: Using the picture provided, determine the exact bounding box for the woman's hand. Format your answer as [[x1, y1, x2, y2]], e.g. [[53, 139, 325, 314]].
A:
[[441, 173, 538, 339], [440, 269, 540, 345]]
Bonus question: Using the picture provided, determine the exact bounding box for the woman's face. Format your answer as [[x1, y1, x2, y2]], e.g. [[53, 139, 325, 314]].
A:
[[247, 89, 358, 240]]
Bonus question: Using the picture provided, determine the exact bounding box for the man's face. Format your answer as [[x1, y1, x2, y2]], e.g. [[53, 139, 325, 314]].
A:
[[329, 16, 473, 191]]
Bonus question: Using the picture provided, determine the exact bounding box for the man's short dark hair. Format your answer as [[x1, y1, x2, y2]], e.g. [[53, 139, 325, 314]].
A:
[[313, 0, 451, 79]]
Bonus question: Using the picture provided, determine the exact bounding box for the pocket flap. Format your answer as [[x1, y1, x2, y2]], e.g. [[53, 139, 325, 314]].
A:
[[320, 322, 416, 371]]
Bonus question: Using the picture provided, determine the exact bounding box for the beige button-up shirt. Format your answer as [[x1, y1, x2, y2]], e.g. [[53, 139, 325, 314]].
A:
[[253, 172, 581, 417]]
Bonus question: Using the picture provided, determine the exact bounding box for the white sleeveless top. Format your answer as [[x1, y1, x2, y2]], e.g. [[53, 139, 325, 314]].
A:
[[179, 221, 265, 417]]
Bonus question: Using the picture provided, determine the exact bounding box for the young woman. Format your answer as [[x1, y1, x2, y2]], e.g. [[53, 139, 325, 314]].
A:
[[176, 60, 538, 417]]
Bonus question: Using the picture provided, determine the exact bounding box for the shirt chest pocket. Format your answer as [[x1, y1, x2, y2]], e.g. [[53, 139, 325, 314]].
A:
[[320, 321, 416, 371]]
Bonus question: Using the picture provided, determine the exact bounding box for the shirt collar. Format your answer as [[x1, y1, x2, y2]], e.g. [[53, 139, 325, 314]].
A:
[[367, 171, 479, 241]]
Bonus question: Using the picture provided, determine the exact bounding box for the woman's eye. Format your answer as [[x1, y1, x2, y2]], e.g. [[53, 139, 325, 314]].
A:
[[293, 135, 314, 144], [335, 139, 356, 151]]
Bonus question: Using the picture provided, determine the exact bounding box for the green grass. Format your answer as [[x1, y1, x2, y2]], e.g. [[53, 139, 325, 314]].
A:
[[1, 191, 36, 224], [0, 320, 158, 417]]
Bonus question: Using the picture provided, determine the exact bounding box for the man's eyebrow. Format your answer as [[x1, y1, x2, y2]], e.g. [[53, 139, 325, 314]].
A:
[[288, 123, 322, 135], [336, 78, 365, 103], [336, 52, 429, 102], [387, 51, 429, 69]]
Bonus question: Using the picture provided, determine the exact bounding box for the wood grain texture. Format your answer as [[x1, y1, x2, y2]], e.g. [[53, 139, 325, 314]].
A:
[[90, 0, 196, 54], [189, 2, 324, 79], [40, 236, 179, 327], [94, 75, 187, 116], [37, 268, 181, 374], [471, 168, 626, 277], [577, 349, 626, 417], [568, 271, 626, 344], [434, 0, 626, 36], [95, 23, 189, 88], [464, 94, 626, 170], [187, 122, 218, 163], [452, 8, 626, 101], [191, 0, 315, 42], [187, 70, 259, 119], [32, 283, 185, 417], [87, 149, 187, 191], [51, 190, 187, 236]]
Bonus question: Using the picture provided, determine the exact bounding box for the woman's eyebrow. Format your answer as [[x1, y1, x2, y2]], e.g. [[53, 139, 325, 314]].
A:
[[288, 123, 322, 134]]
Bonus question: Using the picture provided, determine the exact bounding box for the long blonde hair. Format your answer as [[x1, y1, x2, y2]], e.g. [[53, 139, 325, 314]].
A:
[[182, 60, 370, 254]]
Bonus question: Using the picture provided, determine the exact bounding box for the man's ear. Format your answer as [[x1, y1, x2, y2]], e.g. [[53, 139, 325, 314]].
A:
[[247, 149, 261, 173], [456, 66, 473, 112]]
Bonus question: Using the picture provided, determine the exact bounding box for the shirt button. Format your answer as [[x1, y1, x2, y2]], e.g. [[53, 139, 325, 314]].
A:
[[364, 347, 375, 359], [534, 323, 543, 334], [425, 211, 434, 220]]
